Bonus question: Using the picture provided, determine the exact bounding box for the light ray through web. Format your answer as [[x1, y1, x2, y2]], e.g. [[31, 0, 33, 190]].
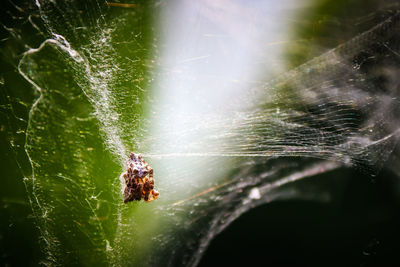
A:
[[144, 7, 400, 170], [3, 0, 400, 266]]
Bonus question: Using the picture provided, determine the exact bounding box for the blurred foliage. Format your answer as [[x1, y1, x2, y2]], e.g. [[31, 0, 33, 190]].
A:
[[286, 0, 400, 67]]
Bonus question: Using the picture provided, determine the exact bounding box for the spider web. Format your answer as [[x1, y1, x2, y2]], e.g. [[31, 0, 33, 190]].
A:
[[1, 0, 400, 266]]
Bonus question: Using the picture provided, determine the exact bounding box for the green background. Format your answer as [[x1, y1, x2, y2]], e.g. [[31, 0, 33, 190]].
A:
[[1, 0, 400, 266]]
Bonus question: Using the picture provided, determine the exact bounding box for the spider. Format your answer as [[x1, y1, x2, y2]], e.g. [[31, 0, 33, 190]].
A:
[[122, 152, 159, 203]]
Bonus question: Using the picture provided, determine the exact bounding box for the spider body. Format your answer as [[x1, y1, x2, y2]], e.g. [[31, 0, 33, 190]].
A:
[[122, 153, 159, 203]]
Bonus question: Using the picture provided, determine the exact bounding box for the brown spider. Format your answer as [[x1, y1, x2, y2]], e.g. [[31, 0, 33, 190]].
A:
[[122, 152, 159, 203]]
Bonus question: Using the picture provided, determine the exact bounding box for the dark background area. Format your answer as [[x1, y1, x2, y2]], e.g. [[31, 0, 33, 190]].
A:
[[200, 167, 400, 267]]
